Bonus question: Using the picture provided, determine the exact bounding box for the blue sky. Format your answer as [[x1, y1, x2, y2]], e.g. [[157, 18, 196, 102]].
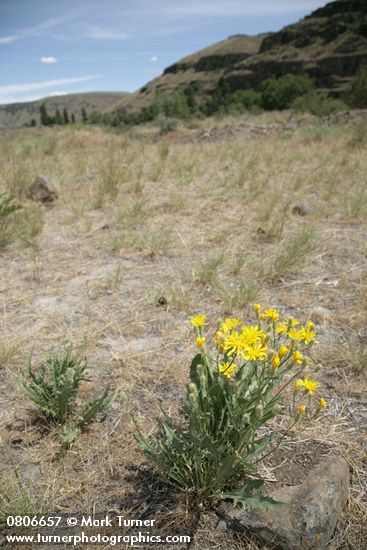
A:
[[0, 0, 329, 104]]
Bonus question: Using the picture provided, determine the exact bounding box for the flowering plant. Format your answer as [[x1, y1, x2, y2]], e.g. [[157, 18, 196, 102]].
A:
[[135, 306, 326, 508]]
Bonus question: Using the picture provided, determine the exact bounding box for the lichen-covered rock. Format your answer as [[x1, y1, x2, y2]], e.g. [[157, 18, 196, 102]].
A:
[[27, 176, 58, 202], [220, 455, 350, 549]]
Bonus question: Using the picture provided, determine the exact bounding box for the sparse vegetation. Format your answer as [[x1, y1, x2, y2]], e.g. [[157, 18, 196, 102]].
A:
[[0, 114, 366, 549]]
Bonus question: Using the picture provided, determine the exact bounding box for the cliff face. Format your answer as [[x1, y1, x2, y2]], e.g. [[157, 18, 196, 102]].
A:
[[114, 0, 367, 114]]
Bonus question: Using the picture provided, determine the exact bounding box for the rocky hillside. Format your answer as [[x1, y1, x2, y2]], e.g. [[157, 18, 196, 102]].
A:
[[0, 92, 128, 128], [114, 0, 367, 114]]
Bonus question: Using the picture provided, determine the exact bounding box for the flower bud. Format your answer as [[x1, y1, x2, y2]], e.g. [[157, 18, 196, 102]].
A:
[[196, 336, 205, 348], [292, 351, 303, 365], [278, 345, 288, 359], [255, 403, 264, 416], [319, 397, 327, 409], [294, 379, 304, 391], [272, 354, 280, 370]]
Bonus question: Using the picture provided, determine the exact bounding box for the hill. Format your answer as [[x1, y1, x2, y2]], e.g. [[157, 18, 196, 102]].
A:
[[0, 92, 128, 128], [113, 0, 367, 114]]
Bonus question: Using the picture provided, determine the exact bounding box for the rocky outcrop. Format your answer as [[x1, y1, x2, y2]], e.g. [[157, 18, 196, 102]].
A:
[[112, 0, 367, 115]]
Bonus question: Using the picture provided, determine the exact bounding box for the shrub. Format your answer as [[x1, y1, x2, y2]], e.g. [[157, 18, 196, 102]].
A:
[[292, 91, 346, 117], [347, 63, 367, 108], [19, 346, 114, 442], [230, 90, 262, 111], [135, 307, 327, 508], [157, 115, 180, 134], [261, 74, 314, 110]]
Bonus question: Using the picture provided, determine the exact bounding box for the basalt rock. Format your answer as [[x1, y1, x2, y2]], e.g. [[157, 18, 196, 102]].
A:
[[219, 455, 349, 549], [27, 176, 58, 202]]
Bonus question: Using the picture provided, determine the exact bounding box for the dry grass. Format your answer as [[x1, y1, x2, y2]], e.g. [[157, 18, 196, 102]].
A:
[[0, 114, 366, 549]]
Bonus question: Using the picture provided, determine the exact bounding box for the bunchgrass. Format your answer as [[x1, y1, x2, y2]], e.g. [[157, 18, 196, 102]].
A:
[[221, 281, 260, 311], [0, 193, 23, 248], [195, 252, 224, 286], [92, 154, 123, 208], [265, 226, 317, 282]]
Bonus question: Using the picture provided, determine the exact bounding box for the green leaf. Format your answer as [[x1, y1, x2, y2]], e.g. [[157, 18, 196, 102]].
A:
[[79, 387, 115, 425]]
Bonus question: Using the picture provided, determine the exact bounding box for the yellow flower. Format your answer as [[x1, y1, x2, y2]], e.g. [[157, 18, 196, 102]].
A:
[[263, 308, 279, 321], [223, 331, 245, 357], [288, 327, 304, 341], [196, 336, 205, 348], [276, 322, 288, 334], [277, 318, 299, 334], [298, 405, 306, 414], [272, 354, 280, 370], [242, 343, 267, 361], [303, 377, 319, 395], [241, 325, 266, 345], [278, 345, 288, 358], [190, 313, 206, 327], [218, 362, 236, 378], [221, 317, 242, 334], [253, 303, 262, 313], [300, 323, 317, 344], [294, 379, 304, 391], [319, 397, 327, 409], [292, 351, 303, 365]]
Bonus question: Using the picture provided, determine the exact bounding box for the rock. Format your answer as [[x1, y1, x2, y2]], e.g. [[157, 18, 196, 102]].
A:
[[220, 455, 349, 549], [27, 176, 58, 202], [292, 203, 311, 216]]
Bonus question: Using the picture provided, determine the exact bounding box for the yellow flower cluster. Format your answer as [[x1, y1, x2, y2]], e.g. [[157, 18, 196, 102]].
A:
[[294, 378, 327, 414], [222, 324, 267, 361], [189, 306, 327, 414]]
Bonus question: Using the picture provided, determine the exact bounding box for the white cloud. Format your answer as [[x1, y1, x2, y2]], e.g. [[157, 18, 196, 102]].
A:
[[150, 55, 158, 62], [0, 75, 100, 104], [0, 15, 70, 46], [153, 0, 328, 17], [41, 56, 58, 64], [0, 35, 19, 44], [83, 25, 129, 40]]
